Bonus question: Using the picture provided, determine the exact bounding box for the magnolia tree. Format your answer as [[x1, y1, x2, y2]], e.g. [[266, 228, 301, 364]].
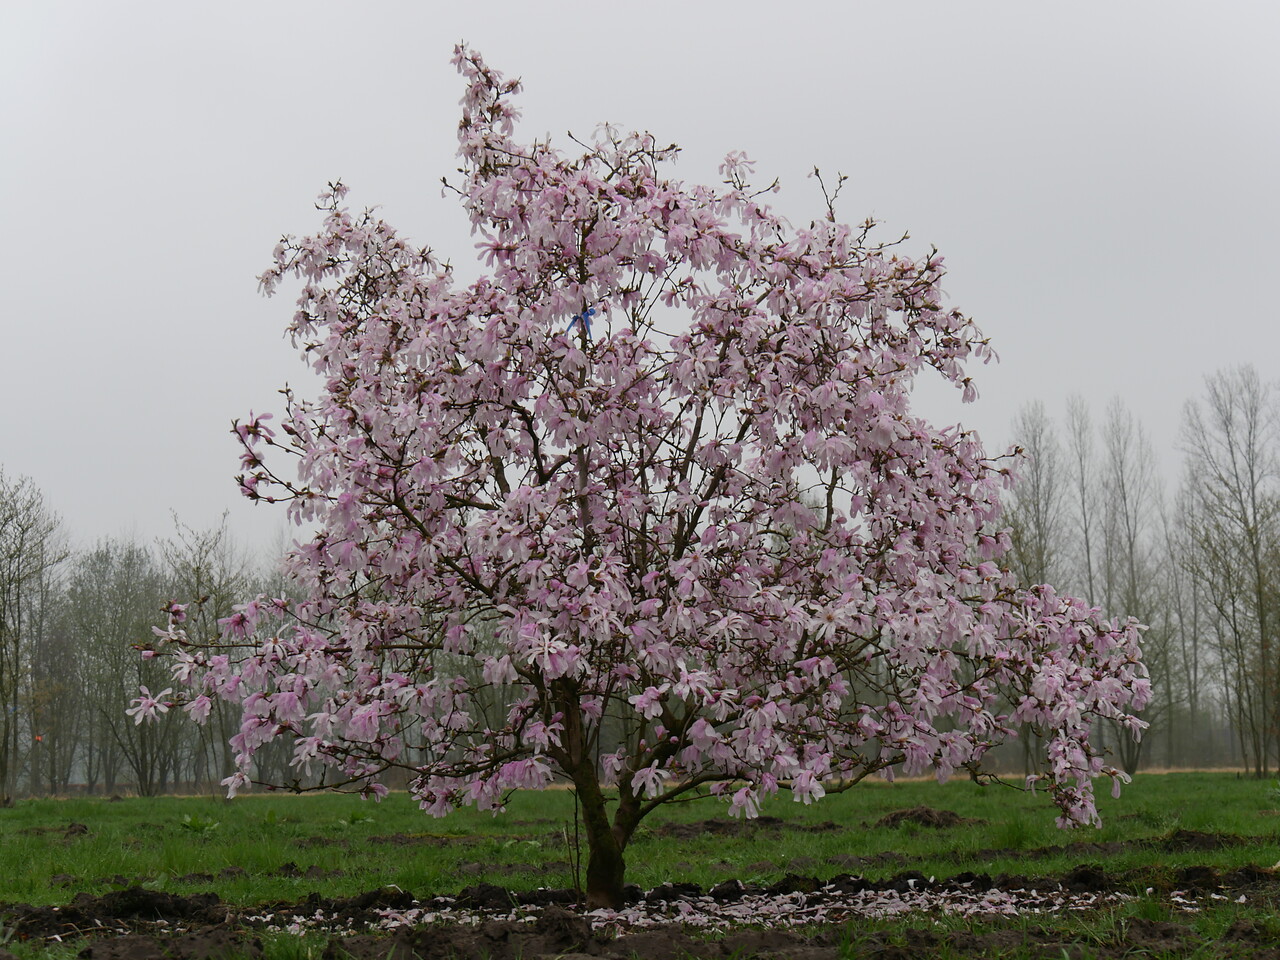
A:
[[140, 48, 1149, 908]]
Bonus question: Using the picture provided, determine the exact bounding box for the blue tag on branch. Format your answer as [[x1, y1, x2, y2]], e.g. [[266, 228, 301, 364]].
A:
[[567, 307, 596, 339]]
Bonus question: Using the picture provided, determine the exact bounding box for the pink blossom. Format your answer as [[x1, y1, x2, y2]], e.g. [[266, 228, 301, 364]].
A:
[[728, 786, 761, 819], [222, 771, 250, 799], [482, 655, 517, 685], [125, 686, 172, 725], [628, 684, 669, 720], [791, 770, 827, 805], [631, 763, 665, 799]]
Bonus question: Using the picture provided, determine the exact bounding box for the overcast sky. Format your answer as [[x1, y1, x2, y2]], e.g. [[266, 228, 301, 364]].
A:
[[3, 1, 1277, 559]]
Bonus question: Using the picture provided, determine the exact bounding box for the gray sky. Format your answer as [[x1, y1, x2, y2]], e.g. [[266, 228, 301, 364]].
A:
[[3, 1, 1277, 558]]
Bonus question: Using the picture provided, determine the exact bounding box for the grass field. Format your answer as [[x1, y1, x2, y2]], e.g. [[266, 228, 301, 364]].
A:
[[1, 772, 1278, 957]]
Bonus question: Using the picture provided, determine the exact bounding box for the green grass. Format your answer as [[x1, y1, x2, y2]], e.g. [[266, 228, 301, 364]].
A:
[[1, 773, 1279, 959], [0, 771, 1275, 907]]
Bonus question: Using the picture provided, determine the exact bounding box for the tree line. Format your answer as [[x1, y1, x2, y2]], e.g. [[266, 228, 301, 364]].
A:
[[0, 494, 287, 800], [0, 364, 1274, 798], [1003, 364, 1279, 776]]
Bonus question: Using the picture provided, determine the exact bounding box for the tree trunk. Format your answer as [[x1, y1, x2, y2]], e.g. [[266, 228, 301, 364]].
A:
[[584, 825, 627, 910], [572, 766, 639, 909]]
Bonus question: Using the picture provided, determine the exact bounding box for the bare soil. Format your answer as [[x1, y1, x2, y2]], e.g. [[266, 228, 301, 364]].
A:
[[873, 806, 984, 829]]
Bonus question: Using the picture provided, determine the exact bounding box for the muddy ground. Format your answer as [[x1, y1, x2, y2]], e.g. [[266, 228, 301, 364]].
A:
[[0, 862, 1277, 959]]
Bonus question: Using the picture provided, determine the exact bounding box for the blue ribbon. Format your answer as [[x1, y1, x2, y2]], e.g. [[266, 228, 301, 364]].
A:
[[567, 307, 596, 339]]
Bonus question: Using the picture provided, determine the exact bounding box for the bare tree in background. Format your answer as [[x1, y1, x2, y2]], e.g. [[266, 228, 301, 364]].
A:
[[1005, 401, 1065, 588], [1099, 399, 1163, 772], [0, 471, 65, 802], [158, 516, 254, 790], [1064, 396, 1100, 603], [1163, 489, 1216, 767], [1004, 402, 1069, 774], [1180, 366, 1279, 777], [65, 539, 173, 795], [28, 580, 77, 794], [1013, 399, 1181, 773]]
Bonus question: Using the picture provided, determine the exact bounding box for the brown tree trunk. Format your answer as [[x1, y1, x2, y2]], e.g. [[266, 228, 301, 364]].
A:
[[572, 766, 639, 909], [584, 824, 627, 909]]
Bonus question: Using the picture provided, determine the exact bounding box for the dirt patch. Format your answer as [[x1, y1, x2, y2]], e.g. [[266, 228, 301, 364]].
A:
[[322, 905, 599, 960], [20, 822, 90, 841], [7, 888, 226, 941], [1159, 829, 1234, 852], [268, 863, 344, 880], [367, 833, 460, 847], [874, 806, 984, 829], [79, 926, 261, 960], [458, 861, 565, 877]]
